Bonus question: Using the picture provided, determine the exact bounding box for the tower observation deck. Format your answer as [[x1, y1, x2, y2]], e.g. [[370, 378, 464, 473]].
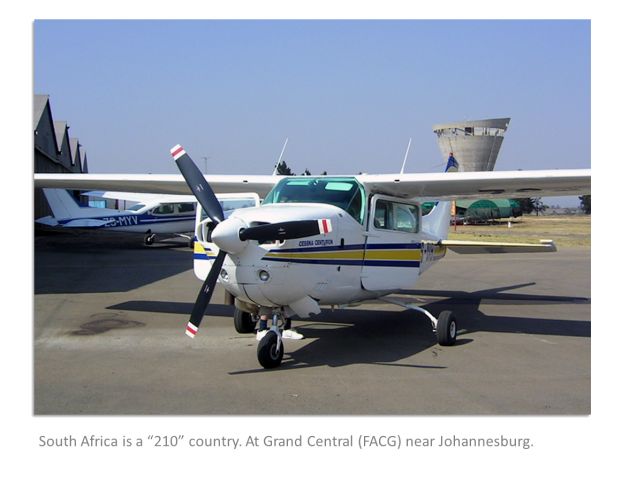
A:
[[432, 118, 510, 172]]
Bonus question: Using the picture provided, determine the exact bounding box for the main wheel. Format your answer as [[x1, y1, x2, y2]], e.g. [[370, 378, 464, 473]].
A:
[[144, 234, 155, 246], [257, 331, 284, 369], [234, 308, 257, 334], [436, 310, 457, 346]]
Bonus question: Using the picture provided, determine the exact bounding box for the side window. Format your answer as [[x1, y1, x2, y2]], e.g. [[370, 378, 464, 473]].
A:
[[374, 200, 389, 229], [176, 203, 195, 214], [152, 204, 175, 215], [394, 203, 419, 232], [373, 199, 419, 233]]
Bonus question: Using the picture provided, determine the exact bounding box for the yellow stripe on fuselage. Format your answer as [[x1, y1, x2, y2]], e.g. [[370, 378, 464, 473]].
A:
[[364, 249, 422, 261], [265, 250, 365, 261]]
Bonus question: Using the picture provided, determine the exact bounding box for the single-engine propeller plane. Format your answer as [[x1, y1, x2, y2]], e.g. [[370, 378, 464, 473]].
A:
[[36, 187, 259, 246], [34, 145, 590, 368]]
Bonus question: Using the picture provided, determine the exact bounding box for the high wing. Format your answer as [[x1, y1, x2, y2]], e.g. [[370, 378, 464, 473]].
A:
[[34, 174, 282, 198], [34, 169, 590, 200], [356, 169, 591, 199]]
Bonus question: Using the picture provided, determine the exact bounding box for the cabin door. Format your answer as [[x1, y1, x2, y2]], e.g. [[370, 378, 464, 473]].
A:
[[360, 195, 423, 291]]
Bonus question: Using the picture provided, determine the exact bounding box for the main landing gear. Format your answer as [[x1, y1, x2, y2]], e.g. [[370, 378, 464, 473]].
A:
[[382, 298, 457, 346], [435, 310, 457, 346], [233, 309, 257, 334], [144, 233, 156, 246]]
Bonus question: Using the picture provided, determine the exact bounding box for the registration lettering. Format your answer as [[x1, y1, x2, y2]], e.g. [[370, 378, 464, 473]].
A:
[[100, 216, 140, 227]]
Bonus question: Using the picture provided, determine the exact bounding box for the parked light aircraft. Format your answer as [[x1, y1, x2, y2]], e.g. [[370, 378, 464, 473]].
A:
[[36, 188, 259, 246], [34, 145, 591, 368]]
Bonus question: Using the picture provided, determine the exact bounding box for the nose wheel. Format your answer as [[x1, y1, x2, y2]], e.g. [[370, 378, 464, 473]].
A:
[[255, 311, 286, 368], [257, 331, 284, 369]]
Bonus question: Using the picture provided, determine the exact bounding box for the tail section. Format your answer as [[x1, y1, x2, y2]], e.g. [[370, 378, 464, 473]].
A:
[[42, 188, 84, 220], [422, 153, 457, 240]]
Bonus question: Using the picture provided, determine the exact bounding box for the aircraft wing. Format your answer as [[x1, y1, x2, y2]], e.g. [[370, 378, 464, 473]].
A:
[[356, 169, 591, 199], [34, 174, 281, 198], [35, 169, 590, 200]]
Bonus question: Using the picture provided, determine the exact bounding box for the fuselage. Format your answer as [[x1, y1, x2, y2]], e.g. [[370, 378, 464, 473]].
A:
[[56, 201, 197, 234], [194, 176, 449, 316]]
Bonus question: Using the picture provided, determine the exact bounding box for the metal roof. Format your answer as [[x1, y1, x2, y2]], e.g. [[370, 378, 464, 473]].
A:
[[70, 138, 80, 165], [33, 94, 50, 130], [53, 121, 68, 152]]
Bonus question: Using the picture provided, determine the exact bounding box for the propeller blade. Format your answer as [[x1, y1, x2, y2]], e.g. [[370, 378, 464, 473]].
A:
[[185, 251, 227, 338], [239, 218, 333, 242], [170, 144, 225, 224]]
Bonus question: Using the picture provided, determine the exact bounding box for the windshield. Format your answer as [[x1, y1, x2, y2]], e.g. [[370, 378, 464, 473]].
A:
[[262, 177, 365, 224], [127, 203, 147, 212]]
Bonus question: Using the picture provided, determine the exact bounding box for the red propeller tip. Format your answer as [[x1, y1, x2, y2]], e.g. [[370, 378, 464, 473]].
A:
[[185, 322, 198, 338], [170, 144, 186, 160]]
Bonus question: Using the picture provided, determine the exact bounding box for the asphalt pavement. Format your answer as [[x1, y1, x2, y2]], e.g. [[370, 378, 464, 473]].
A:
[[34, 230, 590, 414]]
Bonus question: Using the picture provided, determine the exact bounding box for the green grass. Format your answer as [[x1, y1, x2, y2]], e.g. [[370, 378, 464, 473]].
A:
[[446, 215, 591, 248]]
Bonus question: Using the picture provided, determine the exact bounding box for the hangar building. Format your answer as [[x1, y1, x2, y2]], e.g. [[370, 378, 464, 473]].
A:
[[34, 94, 89, 219]]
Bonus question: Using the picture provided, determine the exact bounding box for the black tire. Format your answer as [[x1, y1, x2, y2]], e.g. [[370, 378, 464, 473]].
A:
[[436, 310, 457, 346], [234, 309, 256, 334], [257, 331, 284, 369], [144, 235, 154, 246]]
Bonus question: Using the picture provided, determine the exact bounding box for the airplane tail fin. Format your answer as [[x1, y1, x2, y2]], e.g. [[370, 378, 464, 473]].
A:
[[422, 153, 458, 240], [42, 188, 84, 220]]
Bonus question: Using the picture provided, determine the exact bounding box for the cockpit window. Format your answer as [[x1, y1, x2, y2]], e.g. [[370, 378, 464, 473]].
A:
[[128, 203, 146, 212], [262, 177, 365, 224], [152, 204, 175, 215]]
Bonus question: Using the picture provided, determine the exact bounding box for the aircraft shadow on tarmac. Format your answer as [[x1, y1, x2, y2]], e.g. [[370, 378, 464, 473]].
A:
[[34, 232, 193, 294], [108, 282, 590, 373]]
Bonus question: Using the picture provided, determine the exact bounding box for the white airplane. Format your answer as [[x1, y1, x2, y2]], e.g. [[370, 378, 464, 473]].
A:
[[36, 188, 259, 246], [34, 145, 591, 368]]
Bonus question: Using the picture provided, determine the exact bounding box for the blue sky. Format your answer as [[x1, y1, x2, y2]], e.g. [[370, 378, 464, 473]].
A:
[[34, 20, 590, 203]]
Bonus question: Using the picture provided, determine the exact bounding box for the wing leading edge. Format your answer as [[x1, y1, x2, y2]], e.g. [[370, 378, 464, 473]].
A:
[[34, 173, 282, 198], [356, 169, 590, 199], [34, 168, 590, 200]]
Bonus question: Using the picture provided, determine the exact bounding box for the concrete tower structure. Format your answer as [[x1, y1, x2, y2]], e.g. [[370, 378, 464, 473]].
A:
[[433, 118, 510, 172]]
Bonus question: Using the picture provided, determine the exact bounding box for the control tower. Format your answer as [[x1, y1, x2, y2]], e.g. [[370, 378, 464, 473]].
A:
[[432, 118, 510, 172]]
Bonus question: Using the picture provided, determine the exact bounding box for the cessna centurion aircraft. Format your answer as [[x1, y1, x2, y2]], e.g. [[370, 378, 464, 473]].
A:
[[34, 145, 590, 368]]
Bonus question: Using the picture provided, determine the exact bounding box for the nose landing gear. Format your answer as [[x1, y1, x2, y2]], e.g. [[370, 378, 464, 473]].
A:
[[256, 311, 285, 369], [257, 330, 284, 369]]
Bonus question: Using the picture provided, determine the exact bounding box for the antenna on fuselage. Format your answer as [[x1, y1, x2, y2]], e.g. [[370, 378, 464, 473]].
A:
[[272, 137, 289, 175], [399, 137, 412, 174]]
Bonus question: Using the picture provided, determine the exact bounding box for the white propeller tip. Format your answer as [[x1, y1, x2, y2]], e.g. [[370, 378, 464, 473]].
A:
[[170, 144, 186, 160]]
